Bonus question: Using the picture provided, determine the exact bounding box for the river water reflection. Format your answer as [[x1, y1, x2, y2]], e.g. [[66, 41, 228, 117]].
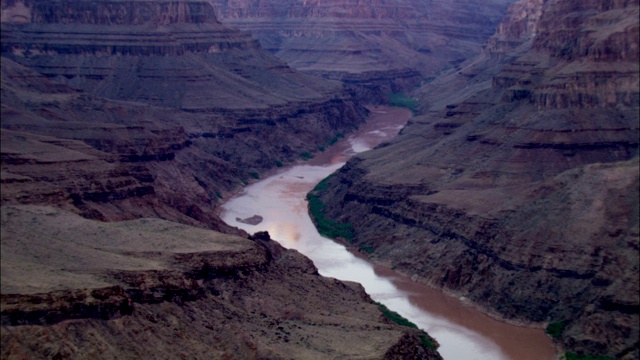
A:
[[221, 106, 557, 360]]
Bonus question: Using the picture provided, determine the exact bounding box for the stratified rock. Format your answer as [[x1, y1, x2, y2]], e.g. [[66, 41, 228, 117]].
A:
[[312, 0, 639, 358], [0, 205, 442, 359], [1, 0, 367, 230], [208, 0, 514, 101]]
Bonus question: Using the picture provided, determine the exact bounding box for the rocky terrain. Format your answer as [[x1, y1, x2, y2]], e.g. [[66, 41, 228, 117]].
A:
[[208, 0, 514, 101], [1, 0, 369, 230], [1, 0, 443, 358], [1, 205, 441, 359], [312, 0, 639, 358]]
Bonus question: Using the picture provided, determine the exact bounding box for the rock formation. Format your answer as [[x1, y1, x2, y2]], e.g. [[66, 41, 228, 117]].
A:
[[1, 0, 368, 230], [1, 1, 444, 358], [311, 0, 639, 358], [1, 206, 441, 359], [208, 0, 514, 101]]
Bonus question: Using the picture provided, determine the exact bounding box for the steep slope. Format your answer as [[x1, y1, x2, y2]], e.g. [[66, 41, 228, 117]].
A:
[[0, 1, 445, 358], [1, 0, 367, 230], [311, 0, 639, 358], [1, 205, 441, 359], [208, 0, 514, 101]]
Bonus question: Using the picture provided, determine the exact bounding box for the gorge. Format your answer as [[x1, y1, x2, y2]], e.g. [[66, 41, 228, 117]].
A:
[[311, 0, 639, 358], [220, 105, 557, 360], [1, 0, 638, 359]]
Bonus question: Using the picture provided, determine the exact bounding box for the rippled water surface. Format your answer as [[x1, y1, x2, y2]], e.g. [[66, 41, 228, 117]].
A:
[[221, 106, 557, 360]]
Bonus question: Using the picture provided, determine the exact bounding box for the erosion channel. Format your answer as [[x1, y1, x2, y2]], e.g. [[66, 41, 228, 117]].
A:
[[221, 106, 558, 360]]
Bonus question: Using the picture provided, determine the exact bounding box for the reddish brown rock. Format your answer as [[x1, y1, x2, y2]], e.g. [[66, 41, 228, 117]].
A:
[[0, 206, 442, 359], [0, 0, 367, 230], [208, 0, 514, 101], [0, 1, 444, 358], [312, 0, 639, 358]]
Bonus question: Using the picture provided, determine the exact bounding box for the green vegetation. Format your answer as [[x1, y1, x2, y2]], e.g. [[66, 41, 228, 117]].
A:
[[545, 320, 568, 339], [419, 334, 437, 350], [359, 245, 375, 254], [374, 302, 438, 351], [318, 132, 345, 152], [307, 175, 354, 241], [249, 171, 260, 179], [327, 132, 344, 145], [561, 352, 614, 360], [275, 160, 283, 168], [313, 175, 333, 192], [300, 151, 313, 161], [388, 92, 418, 112], [215, 192, 223, 199], [374, 301, 418, 329]]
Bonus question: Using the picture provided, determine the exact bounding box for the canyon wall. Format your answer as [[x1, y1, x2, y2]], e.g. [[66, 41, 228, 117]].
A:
[[312, 0, 639, 358], [0, 1, 446, 358], [1, 206, 441, 359], [208, 0, 514, 101], [1, 0, 368, 230]]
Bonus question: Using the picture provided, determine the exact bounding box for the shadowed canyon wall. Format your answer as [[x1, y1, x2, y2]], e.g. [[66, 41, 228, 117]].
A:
[[0, 1, 445, 358], [207, 0, 514, 102], [1, 0, 369, 230], [312, 0, 639, 358]]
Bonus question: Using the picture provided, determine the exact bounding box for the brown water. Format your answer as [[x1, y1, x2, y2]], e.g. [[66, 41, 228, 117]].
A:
[[221, 106, 558, 360]]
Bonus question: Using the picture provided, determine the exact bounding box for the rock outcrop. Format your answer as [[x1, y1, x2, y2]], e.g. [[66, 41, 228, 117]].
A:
[[1, 205, 442, 359], [208, 0, 514, 101], [0, 2, 446, 358], [311, 0, 639, 358], [1, 0, 367, 230]]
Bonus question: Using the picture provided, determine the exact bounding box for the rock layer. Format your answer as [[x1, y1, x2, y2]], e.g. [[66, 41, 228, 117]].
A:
[[208, 0, 514, 100], [0, 2, 445, 358], [312, 0, 639, 358], [0, 205, 442, 359], [1, 0, 367, 231]]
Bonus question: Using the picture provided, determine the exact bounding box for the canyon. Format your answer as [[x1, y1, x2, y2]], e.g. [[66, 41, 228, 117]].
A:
[[1, 0, 637, 359], [312, 0, 639, 358], [208, 0, 514, 101], [1, 0, 369, 231], [0, 0, 447, 358]]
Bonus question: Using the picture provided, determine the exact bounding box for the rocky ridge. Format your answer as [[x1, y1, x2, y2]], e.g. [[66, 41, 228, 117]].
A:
[[311, 0, 639, 358], [208, 0, 514, 101]]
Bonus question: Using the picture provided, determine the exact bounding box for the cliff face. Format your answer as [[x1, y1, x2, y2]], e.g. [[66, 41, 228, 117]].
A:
[[0, 2, 447, 358], [1, 205, 442, 359], [313, 0, 639, 358], [208, 0, 514, 101], [1, 0, 368, 230]]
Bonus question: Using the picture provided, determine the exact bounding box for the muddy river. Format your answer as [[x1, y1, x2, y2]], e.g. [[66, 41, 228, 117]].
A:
[[221, 106, 558, 360]]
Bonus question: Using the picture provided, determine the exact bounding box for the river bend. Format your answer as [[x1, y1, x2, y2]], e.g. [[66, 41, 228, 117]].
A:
[[221, 106, 557, 360]]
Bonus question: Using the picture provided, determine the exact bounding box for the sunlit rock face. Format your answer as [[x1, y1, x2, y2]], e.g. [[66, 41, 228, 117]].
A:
[[313, 0, 639, 358], [208, 0, 514, 101]]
